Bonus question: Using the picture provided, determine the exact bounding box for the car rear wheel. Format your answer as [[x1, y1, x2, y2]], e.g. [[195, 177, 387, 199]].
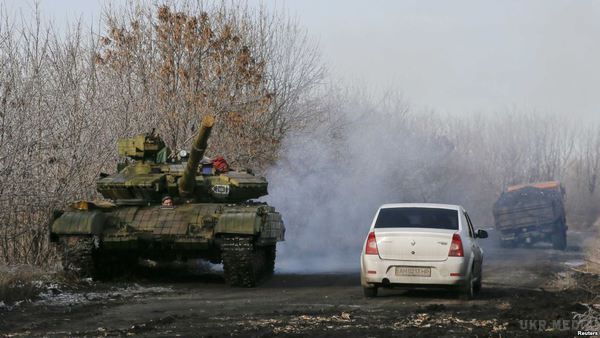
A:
[[460, 272, 475, 300], [363, 287, 378, 298], [474, 268, 482, 295]]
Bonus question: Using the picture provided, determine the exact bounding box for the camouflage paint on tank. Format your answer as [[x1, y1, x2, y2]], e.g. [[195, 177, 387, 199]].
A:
[[52, 202, 284, 248], [49, 115, 285, 286], [52, 210, 106, 235]]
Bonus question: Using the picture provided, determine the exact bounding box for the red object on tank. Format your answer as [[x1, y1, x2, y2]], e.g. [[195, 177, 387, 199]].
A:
[[213, 156, 229, 173]]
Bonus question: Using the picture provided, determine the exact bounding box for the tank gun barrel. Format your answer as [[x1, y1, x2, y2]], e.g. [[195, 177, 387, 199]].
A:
[[178, 115, 215, 197]]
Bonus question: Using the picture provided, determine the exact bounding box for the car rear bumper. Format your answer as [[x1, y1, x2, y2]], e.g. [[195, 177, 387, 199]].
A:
[[360, 254, 469, 287]]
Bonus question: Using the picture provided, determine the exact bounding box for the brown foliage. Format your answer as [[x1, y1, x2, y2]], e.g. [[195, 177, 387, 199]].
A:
[[97, 4, 281, 168]]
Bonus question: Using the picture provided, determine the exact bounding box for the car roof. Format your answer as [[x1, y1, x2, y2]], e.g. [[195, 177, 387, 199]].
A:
[[379, 203, 462, 211]]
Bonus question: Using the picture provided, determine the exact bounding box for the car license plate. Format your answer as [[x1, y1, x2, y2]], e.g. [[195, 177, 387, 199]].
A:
[[395, 266, 431, 277]]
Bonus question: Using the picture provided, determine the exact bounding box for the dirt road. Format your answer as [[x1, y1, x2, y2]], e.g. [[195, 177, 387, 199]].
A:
[[0, 231, 594, 337]]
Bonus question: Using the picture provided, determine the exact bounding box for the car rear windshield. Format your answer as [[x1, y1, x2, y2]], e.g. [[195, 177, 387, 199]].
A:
[[374, 207, 459, 230]]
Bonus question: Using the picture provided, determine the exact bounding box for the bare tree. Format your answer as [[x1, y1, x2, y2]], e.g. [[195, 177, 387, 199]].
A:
[[97, 1, 326, 169], [2, 1, 600, 268], [577, 126, 600, 195], [0, 1, 326, 265]]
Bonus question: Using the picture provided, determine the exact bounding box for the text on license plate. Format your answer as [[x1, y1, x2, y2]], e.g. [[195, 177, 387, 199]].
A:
[[395, 266, 431, 277]]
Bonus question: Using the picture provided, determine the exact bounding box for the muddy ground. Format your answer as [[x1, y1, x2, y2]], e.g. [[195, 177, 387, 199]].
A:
[[0, 231, 597, 337]]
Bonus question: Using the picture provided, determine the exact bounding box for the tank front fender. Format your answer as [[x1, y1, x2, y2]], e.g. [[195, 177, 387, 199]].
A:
[[215, 212, 259, 235], [51, 210, 106, 235]]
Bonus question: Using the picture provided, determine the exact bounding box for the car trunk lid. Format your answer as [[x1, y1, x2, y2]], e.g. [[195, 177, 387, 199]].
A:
[[374, 228, 455, 261]]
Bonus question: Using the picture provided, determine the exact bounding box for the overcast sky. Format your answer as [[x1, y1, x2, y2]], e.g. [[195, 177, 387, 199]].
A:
[[3, 0, 599, 119]]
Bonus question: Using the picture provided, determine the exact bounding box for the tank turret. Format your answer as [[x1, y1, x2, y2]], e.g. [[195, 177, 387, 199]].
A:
[[96, 115, 268, 205]]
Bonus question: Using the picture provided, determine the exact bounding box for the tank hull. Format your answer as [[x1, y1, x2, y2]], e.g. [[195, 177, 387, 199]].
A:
[[50, 202, 285, 286]]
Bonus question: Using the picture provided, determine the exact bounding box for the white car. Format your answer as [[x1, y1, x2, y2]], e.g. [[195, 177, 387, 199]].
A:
[[360, 203, 487, 299]]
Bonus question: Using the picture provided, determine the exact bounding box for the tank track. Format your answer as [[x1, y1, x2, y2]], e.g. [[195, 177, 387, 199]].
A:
[[59, 237, 139, 280], [59, 237, 96, 278], [93, 252, 138, 280], [221, 237, 276, 287], [264, 245, 276, 277]]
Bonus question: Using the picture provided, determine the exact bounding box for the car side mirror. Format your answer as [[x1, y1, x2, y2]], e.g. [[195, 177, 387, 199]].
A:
[[476, 229, 488, 239]]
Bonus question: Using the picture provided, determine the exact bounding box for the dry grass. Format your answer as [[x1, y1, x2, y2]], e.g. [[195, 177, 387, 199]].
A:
[[547, 271, 579, 291], [585, 246, 600, 274], [0, 265, 53, 305], [571, 230, 600, 331], [573, 304, 600, 332]]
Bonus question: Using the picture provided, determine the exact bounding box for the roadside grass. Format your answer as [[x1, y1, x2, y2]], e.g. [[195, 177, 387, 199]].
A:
[[572, 269, 600, 332], [572, 228, 600, 331], [0, 265, 58, 305], [574, 303, 600, 332], [585, 246, 600, 274]]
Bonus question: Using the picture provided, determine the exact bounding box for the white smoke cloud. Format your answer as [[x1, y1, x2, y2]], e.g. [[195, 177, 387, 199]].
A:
[[265, 92, 462, 272]]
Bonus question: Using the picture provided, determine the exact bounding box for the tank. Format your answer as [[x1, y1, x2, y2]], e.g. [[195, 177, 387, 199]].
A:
[[49, 116, 285, 287]]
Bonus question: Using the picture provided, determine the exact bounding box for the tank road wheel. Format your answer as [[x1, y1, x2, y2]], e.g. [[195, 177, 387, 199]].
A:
[[221, 237, 272, 287], [59, 236, 96, 278]]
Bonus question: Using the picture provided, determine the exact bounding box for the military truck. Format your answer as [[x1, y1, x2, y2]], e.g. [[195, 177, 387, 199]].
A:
[[49, 116, 285, 287], [492, 181, 567, 250]]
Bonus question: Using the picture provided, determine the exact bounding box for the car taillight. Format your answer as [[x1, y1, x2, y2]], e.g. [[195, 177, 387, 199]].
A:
[[448, 233, 464, 257], [365, 231, 379, 255]]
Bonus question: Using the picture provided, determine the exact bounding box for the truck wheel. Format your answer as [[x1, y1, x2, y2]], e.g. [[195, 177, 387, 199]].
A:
[[552, 231, 567, 250], [363, 287, 378, 298]]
